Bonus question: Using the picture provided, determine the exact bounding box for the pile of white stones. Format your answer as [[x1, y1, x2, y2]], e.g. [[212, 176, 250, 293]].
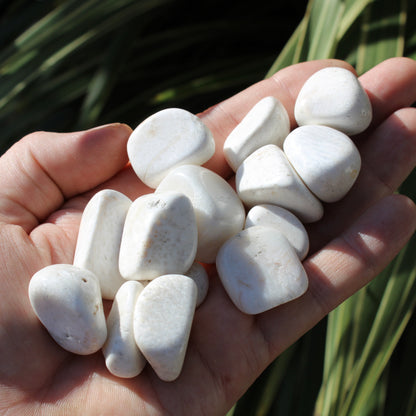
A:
[[28, 67, 372, 381]]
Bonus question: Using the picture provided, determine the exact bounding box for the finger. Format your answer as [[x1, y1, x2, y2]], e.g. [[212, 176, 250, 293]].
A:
[[0, 124, 132, 232], [63, 164, 154, 212], [308, 106, 416, 252], [256, 194, 416, 359], [29, 164, 154, 265], [359, 57, 416, 130], [201, 59, 354, 178]]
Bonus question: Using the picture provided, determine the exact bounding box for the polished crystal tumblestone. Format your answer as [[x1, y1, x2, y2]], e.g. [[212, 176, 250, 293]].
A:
[[283, 125, 361, 203], [236, 144, 324, 223], [223, 96, 290, 171], [73, 189, 132, 299], [103, 281, 146, 378], [294, 67, 372, 135], [28, 264, 107, 355], [216, 226, 308, 315], [127, 108, 215, 188], [156, 165, 245, 263], [185, 262, 209, 307], [133, 274, 197, 382], [245, 204, 309, 260], [119, 192, 198, 281]]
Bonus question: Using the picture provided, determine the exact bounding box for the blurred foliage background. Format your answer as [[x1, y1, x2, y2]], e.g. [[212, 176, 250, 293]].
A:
[[0, 0, 306, 152], [0, 0, 415, 415]]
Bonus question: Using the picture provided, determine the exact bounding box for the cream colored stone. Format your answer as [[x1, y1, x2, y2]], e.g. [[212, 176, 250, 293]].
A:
[[74, 189, 132, 299], [103, 281, 146, 378], [294, 67, 372, 135], [119, 192, 198, 281], [134, 274, 197, 381], [284, 125, 361, 202], [28, 264, 107, 355], [127, 108, 215, 188], [216, 226, 308, 315], [236, 144, 323, 223], [156, 165, 245, 263], [245, 204, 309, 260], [185, 262, 209, 307], [223, 96, 290, 171]]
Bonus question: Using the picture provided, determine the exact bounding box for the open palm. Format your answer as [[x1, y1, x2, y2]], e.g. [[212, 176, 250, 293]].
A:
[[0, 58, 415, 415]]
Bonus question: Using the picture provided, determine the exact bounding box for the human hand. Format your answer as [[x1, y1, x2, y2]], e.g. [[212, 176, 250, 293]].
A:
[[0, 58, 415, 415]]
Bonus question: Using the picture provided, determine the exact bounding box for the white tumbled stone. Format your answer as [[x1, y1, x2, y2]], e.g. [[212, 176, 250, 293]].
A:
[[134, 274, 197, 381], [156, 165, 245, 263], [294, 67, 372, 135], [127, 108, 215, 188], [74, 189, 132, 300], [102, 281, 146, 378], [223, 96, 290, 171], [184, 262, 209, 307], [236, 144, 323, 223], [284, 125, 361, 203], [216, 226, 308, 315], [245, 204, 309, 260], [119, 192, 197, 281], [28, 264, 107, 355]]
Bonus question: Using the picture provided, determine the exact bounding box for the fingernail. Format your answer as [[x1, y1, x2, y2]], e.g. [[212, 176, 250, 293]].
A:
[[87, 123, 132, 133]]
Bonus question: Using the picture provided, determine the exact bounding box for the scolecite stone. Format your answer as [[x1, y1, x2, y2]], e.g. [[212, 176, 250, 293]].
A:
[[294, 67, 372, 135], [223, 96, 290, 171], [102, 280, 147, 378], [28, 264, 107, 355], [73, 189, 132, 300], [245, 204, 309, 260], [133, 274, 197, 381], [119, 192, 198, 281], [216, 226, 309, 315], [283, 125, 361, 203], [236, 144, 323, 223], [127, 108, 215, 188], [156, 165, 245, 263]]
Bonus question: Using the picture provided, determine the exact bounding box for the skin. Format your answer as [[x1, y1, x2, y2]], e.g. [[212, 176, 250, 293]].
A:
[[0, 58, 415, 415]]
